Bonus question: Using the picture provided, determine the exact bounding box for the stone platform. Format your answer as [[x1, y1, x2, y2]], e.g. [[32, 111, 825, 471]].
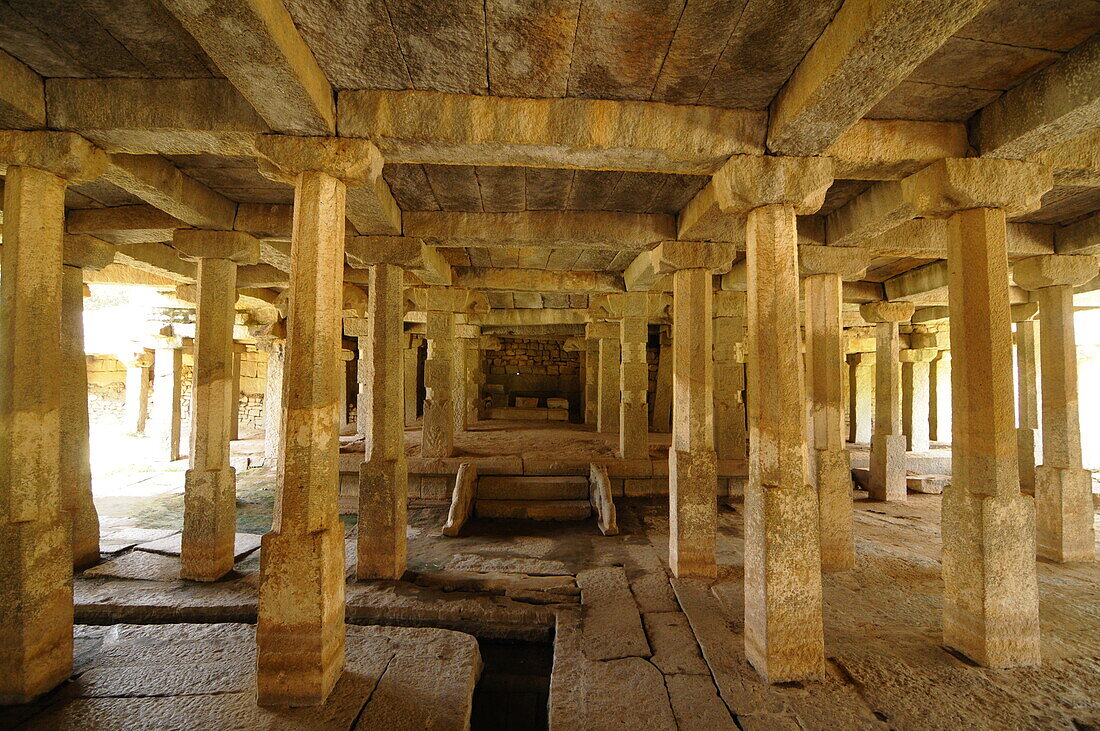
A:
[[4, 623, 482, 730]]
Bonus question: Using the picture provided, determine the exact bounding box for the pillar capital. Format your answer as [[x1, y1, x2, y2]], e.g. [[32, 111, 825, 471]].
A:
[[63, 234, 114, 271], [345, 237, 452, 285], [408, 286, 490, 315], [903, 158, 1051, 218], [1012, 254, 1099, 290], [624, 240, 733, 290], [1010, 302, 1040, 322], [860, 300, 915, 324], [0, 130, 107, 183], [254, 134, 384, 187], [712, 154, 834, 215], [172, 229, 261, 264], [899, 348, 937, 363], [592, 291, 670, 320], [798, 244, 869, 279], [455, 323, 480, 340], [562, 336, 586, 352], [585, 321, 618, 339]]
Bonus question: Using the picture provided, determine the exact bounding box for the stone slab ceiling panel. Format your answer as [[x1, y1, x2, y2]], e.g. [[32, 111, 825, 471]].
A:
[[164, 153, 294, 206], [382, 163, 708, 213]]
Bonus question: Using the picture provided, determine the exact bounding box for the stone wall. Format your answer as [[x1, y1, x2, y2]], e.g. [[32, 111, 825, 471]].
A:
[[485, 337, 582, 411], [87, 354, 127, 423]]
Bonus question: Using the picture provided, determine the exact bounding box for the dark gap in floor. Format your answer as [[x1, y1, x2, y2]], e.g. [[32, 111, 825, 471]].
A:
[[470, 637, 554, 731]]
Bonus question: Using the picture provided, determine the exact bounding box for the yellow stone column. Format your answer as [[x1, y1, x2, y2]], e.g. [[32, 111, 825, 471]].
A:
[[403, 335, 421, 426], [713, 292, 748, 462], [933, 158, 1050, 668], [253, 135, 390, 706], [582, 326, 601, 426], [651, 327, 673, 434], [929, 350, 952, 443], [801, 245, 869, 572], [735, 156, 831, 684], [173, 230, 260, 582], [1010, 303, 1040, 494], [598, 293, 659, 459], [860, 301, 915, 502], [1014, 254, 1100, 562], [0, 130, 106, 704], [901, 348, 937, 452], [590, 321, 620, 435], [122, 351, 153, 435], [846, 352, 875, 444], [61, 235, 114, 569], [152, 339, 185, 463]]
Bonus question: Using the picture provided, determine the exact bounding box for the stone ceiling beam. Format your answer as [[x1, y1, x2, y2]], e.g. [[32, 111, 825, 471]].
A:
[[857, 219, 1053, 258], [978, 34, 1099, 160], [345, 236, 451, 285], [0, 48, 44, 129], [112, 242, 197, 283], [1035, 128, 1100, 187], [824, 119, 970, 180], [46, 78, 268, 155], [67, 205, 189, 245], [339, 89, 766, 175], [404, 210, 676, 251], [1055, 213, 1100, 256], [885, 260, 1030, 305], [767, 0, 991, 156], [452, 267, 622, 294], [101, 154, 238, 230], [159, 0, 334, 136]]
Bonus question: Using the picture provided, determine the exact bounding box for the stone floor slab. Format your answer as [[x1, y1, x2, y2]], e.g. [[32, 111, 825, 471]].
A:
[[134, 531, 263, 560], [576, 566, 651, 660]]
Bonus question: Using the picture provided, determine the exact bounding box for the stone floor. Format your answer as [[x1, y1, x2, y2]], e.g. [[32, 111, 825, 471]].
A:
[[36, 466, 1100, 729]]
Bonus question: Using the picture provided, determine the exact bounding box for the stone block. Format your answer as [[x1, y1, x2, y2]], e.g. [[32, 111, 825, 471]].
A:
[[474, 500, 591, 521], [1035, 465, 1096, 563], [868, 434, 907, 502], [514, 396, 539, 408], [576, 567, 651, 661]]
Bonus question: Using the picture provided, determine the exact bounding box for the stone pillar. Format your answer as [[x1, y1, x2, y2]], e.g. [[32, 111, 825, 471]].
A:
[[601, 294, 650, 459], [451, 327, 468, 435], [464, 335, 482, 425], [929, 351, 951, 443], [152, 342, 185, 462], [802, 245, 868, 573], [340, 347, 354, 430], [403, 335, 419, 426], [454, 324, 481, 432], [861, 301, 915, 502], [944, 204, 1042, 668], [591, 322, 620, 434], [900, 349, 936, 452], [174, 230, 259, 582], [846, 353, 875, 443], [730, 156, 832, 684], [253, 135, 382, 707], [714, 292, 747, 461], [1011, 304, 1040, 493], [229, 348, 242, 440], [260, 338, 285, 463], [60, 237, 113, 569], [355, 264, 408, 580], [123, 352, 153, 435], [1014, 254, 1100, 562], [423, 305, 456, 458], [583, 331, 600, 426], [0, 131, 105, 704], [651, 327, 673, 433]]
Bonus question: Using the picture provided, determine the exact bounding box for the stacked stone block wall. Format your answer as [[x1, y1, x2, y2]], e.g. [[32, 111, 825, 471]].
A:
[[86, 354, 127, 423], [485, 337, 582, 410]]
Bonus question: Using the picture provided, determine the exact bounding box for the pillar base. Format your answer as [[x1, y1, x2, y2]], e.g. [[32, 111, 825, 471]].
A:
[[1016, 428, 1039, 495], [942, 488, 1040, 667], [0, 519, 74, 705], [868, 434, 907, 502], [815, 448, 855, 572], [356, 457, 408, 580], [422, 398, 455, 458], [257, 525, 346, 707], [181, 467, 237, 582], [1035, 465, 1096, 563], [669, 448, 718, 579]]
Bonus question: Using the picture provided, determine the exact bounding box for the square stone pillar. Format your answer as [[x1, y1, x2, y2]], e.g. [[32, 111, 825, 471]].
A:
[[423, 307, 456, 457], [583, 332, 600, 426], [1014, 254, 1100, 562], [714, 292, 747, 461], [861, 301, 915, 502], [651, 327, 673, 433], [0, 131, 105, 704], [252, 134, 387, 707], [152, 343, 185, 462], [599, 293, 653, 459], [61, 236, 113, 570], [403, 335, 421, 426], [259, 338, 285, 463], [901, 349, 936, 452], [174, 230, 259, 582], [354, 264, 408, 580], [464, 335, 482, 425], [944, 205, 1041, 668], [123, 352, 153, 435], [229, 348, 243, 440], [929, 351, 951, 443], [846, 352, 875, 443], [1010, 304, 1040, 493], [454, 323, 481, 432], [340, 347, 354, 430], [591, 322, 620, 434]]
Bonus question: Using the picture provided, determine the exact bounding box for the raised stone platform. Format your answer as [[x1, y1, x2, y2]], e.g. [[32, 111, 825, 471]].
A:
[[4, 623, 482, 730]]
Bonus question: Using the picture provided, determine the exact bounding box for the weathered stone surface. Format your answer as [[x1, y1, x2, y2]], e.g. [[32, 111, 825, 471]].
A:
[[643, 611, 710, 675], [442, 462, 477, 537], [83, 551, 183, 582], [665, 673, 738, 729], [0, 129, 107, 182], [135, 532, 262, 560], [576, 567, 650, 661], [588, 463, 618, 536], [1013, 254, 1100, 290], [860, 300, 915, 323]]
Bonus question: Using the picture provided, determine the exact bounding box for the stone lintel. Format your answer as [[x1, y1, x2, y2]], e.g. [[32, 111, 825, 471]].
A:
[[343, 317, 369, 338], [345, 236, 451, 285], [711, 154, 834, 215], [0, 129, 107, 183], [594, 292, 671, 320], [860, 301, 915, 324], [63, 234, 115, 271], [408, 286, 490, 315], [912, 306, 950, 324], [172, 229, 261, 264], [562, 337, 586, 352], [1054, 212, 1100, 256], [798, 244, 869, 279], [0, 48, 45, 129], [1013, 254, 1100, 290], [655, 240, 735, 273], [899, 348, 937, 363], [254, 134, 384, 186], [1010, 302, 1040, 322], [586, 321, 618, 340]]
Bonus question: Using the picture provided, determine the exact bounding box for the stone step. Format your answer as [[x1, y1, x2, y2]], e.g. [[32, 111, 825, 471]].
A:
[[474, 499, 592, 521], [906, 474, 949, 494], [478, 475, 590, 500]]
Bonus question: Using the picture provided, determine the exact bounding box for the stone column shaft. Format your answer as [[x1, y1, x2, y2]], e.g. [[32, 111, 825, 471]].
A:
[[357, 263, 407, 580], [181, 256, 238, 582], [619, 315, 649, 459], [929, 352, 952, 443], [714, 305, 747, 461], [651, 328, 673, 433], [861, 301, 914, 502], [943, 206, 1039, 668], [422, 309, 456, 458], [0, 165, 73, 704], [846, 353, 874, 443], [669, 267, 717, 579], [451, 337, 467, 434], [1014, 318, 1040, 493], [230, 349, 242, 440], [596, 334, 620, 434], [403, 337, 419, 426], [901, 351, 934, 452], [584, 338, 599, 425], [262, 342, 285, 463], [152, 347, 184, 462], [744, 204, 825, 683], [123, 355, 152, 434], [257, 169, 348, 707], [804, 273, 853, 572]]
